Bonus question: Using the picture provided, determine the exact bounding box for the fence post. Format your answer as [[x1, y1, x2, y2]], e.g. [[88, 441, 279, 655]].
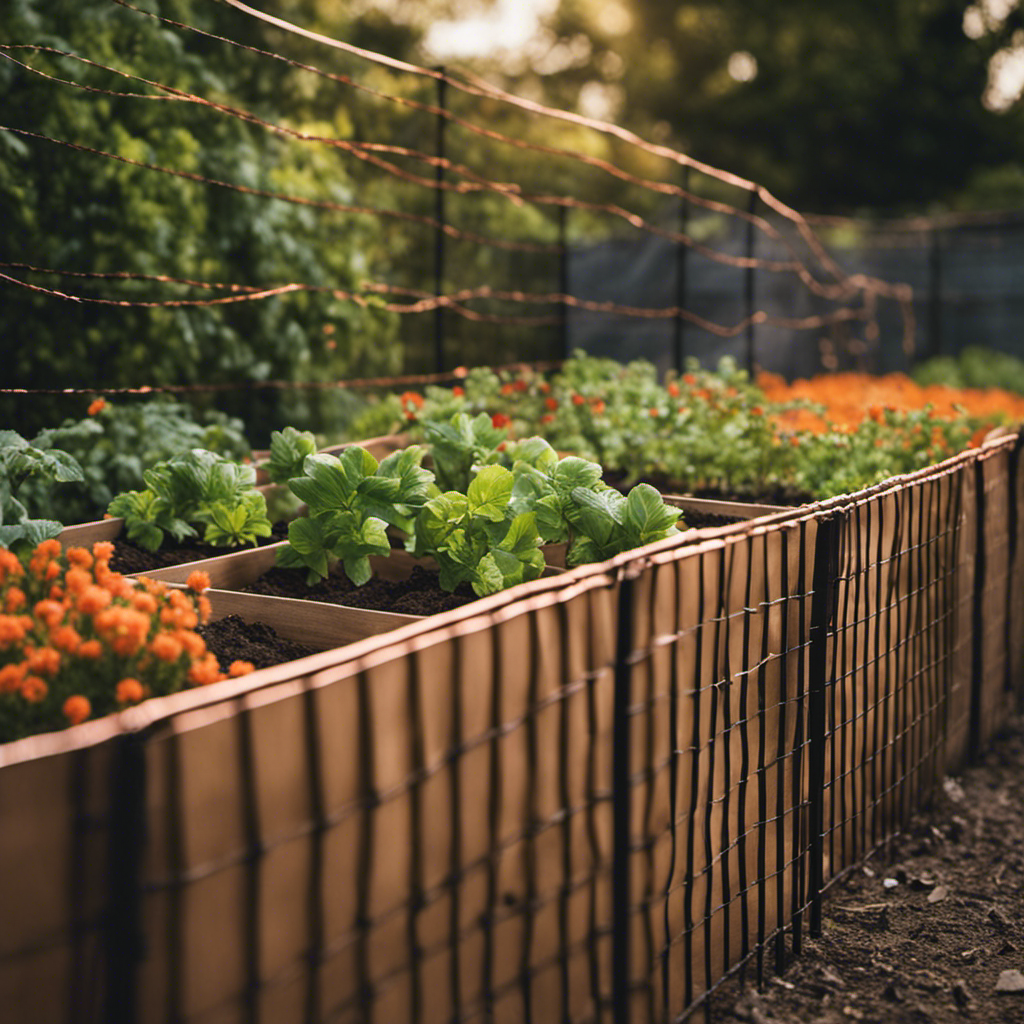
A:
[[434, 67, 447, 374], [744, 189, 757, 377], [558, 204, 570, 360], [612, 568, 638, 1024], [673, 166, 691, 374], [969, 458, 987, 761], [104, 732, 147, 1024], [1007, 432, 1024, 705], [927, 226, 942, 360], [807, 514, 839, 938]]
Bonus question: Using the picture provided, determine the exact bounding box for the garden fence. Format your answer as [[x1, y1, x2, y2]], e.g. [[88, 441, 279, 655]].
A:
[[2, 429, 1021, 1024]]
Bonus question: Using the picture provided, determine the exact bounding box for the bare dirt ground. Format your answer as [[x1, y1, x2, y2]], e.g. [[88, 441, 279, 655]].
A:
[[711, 717, 1024, 1024]]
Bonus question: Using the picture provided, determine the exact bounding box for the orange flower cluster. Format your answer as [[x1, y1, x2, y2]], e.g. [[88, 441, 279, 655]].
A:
[[758, 371, 1024, 436], [0, 542, 253, 743]]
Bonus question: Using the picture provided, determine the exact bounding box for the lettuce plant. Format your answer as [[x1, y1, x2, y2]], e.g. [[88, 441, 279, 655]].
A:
[[265, 426, 317, 485], [563, 484, 683, 567], [0, 430, 84, 552], [276, 445, 434, 585], [421, 411, 510, 493], [107, 449, 272, 551], [414, 465, 545, 596]]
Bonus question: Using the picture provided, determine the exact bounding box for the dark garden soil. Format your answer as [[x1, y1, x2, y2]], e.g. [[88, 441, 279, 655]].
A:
[[238, 564, 480, 616], [107, 521, 289, 574], [712, 717, 1024, 1024], [199, 614, 319, 672]]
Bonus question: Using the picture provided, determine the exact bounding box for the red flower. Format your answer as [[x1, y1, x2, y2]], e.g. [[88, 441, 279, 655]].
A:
[[491, 413, 511, 429], [87, 398, 107, 416], [541, 414, 555, 424], [513, 379, 529, 393], [500, 383, 515, 396], [400, 391, 424, 409], [667, 383, 680, 398], [544, 397, 558, 411], [452, 386, 465, 397], [591, 400, 606, 414], [571, 394, 586, 406]]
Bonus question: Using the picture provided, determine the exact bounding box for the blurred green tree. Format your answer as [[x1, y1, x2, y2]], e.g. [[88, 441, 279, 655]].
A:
[[0, 0, 402, 443]]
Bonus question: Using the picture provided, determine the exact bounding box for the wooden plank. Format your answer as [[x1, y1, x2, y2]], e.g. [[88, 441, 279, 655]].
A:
[[662, 494, 794, 520], [198, 589, 420, 648]]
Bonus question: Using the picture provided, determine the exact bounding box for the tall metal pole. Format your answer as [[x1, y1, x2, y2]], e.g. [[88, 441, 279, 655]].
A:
[[434, 68, 447, 374], [673, 165, 691, 373], [744, 188, 757, 377]]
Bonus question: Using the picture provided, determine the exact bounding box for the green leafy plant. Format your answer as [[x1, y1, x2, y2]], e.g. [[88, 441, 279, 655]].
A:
[[420, 412, 511, 493], [107, 449, 272, 552], [276, 445, 435, 585], [414, 465, 546, 596], [563, 484, 683, 566], [264, 427, 317, 485], [0, 430, 84, 552], [19, 398, 251, 526]]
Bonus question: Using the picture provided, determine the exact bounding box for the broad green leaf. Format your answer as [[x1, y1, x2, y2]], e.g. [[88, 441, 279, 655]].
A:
[[377, 445, 435, 507], [623, 484, 681, 544], [498, 512, 542, 557], [552, 456, 603, 495], [467, 465, 514, 521], [532, 494, 568, 543], [566, 536, 607, 567], [267, 426, 317, 484], [472, 551, 508, 596], [286, 516, 331, 582], [418, 492, 469, 549], [287, 453, 357, 512], [343, 554, 373, 587], [511, 436, 558, 472]]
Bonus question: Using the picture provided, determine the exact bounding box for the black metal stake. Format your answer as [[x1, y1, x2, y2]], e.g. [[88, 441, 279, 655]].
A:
[[969, 460, 987, 761], [674, 166, 691, 373], [927, 227, 942, 361], [558, 204, 570, 360], [808, 515, 838, 938], [744, 189, 757, 377], [612, 571, 637, 1024], [434, 68, 447, 374]]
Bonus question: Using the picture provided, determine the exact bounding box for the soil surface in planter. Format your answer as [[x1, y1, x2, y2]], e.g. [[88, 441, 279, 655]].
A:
[[108, 521, 290, 574], [239, 565, 479, 616], [712, 717, 1024, 1024], [199, 614, 319, 671], [604, 469, 812, 508]]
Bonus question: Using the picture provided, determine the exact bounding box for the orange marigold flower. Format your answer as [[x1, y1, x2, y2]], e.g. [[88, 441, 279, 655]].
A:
[[649, 408, 660, 418], [132, 591, 158, 615], [87, 398, 107, 416], [77, 586, 112, 616], [95, 607, 151, 658], [540, 413, 555, 424], [400, 390, 424, 409], [228, 660, 255, 678], [591, 400, 606, 415], [682, 374, 697, 386], [513, 379, 529, 393], [34, 600, 65, 630], [0, 614, 29, 648], [500, 382, 515, 395], [65, 567, 92, 596], [63, 694, 91, 724], [91, 541, 115, 563], [188, 653, 224, 686], [4, 587, 26, 612], [21, 675, 49, 703], [451, 386, 465, 397], [150, 633, 184, 663], [51, 625, 82, 655], [571, 394, 585, 406], [116, 678, 144, 704], [544, 397, 558, 411], [27, 646, 61, 677], [48, 585, 64, 601], [0, 662, 27, 693], [539, 382, 551, 394], [66, 547, 93, 569], [0, 548, 23, 582], [186, 571, 211, 594], [750, 406, 764, 417], [667, 383, 680, 398], [175, 630, 206, 658], [78, 639, 103, 659], [197, 595, 212, 625]]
